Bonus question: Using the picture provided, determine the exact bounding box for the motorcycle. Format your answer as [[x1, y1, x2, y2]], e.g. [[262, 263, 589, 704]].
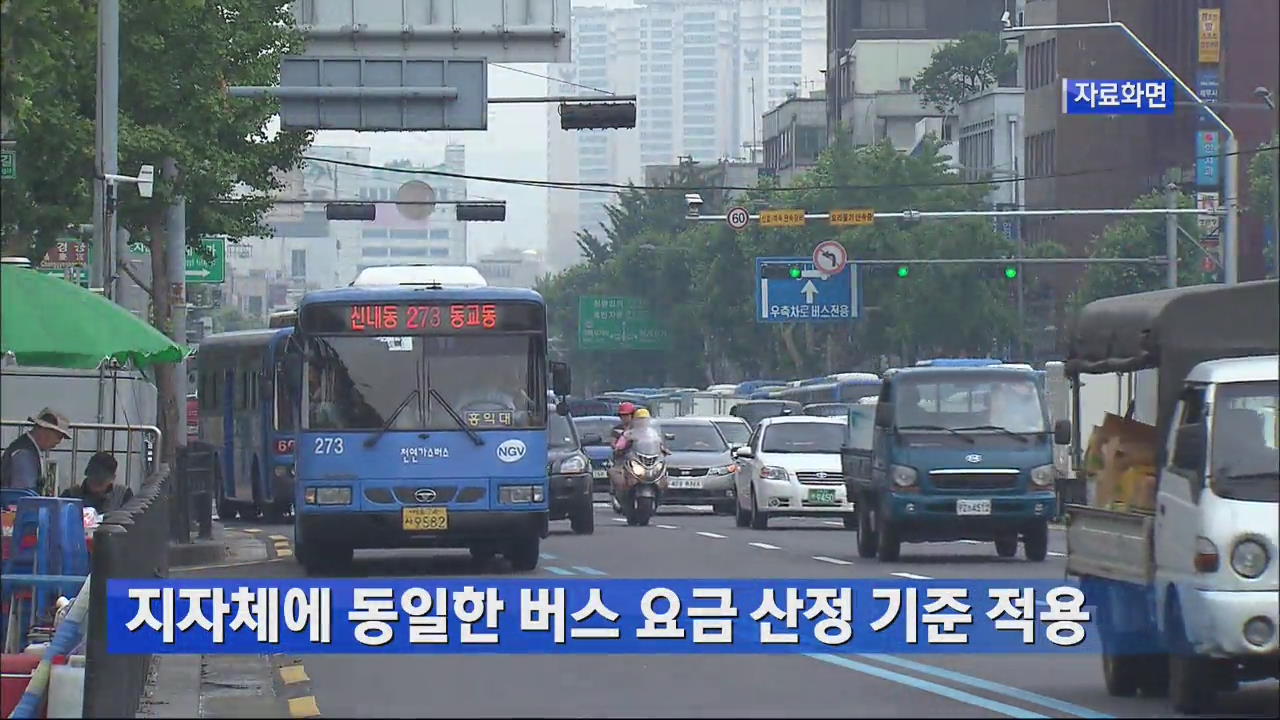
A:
[[612, 425, 668, 526]]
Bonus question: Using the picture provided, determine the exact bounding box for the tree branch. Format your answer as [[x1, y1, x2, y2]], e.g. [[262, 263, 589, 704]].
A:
[[118, 259, 153, 297]]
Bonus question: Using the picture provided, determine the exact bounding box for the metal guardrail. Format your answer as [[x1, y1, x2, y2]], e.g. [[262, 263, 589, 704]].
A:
[[0, 419, 160, 495], [83, 473, 170, 718]]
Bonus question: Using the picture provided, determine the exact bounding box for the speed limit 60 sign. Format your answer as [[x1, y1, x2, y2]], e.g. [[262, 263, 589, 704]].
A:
[[726, 206, 750, 231]]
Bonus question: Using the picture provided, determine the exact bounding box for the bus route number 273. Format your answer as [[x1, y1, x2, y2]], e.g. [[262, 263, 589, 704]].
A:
[[313, 437, 345, 454]]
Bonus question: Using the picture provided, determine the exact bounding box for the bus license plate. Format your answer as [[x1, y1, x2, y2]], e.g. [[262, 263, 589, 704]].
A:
[[402, 507, 448, 531], [669, 478, 703, 489], [809, 488, 837, 505], [956, 499, 991, 516]]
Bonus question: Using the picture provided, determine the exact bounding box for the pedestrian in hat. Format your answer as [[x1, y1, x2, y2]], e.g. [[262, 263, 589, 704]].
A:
[[1, 408, 72, 492], [62, 451, 133, 514]]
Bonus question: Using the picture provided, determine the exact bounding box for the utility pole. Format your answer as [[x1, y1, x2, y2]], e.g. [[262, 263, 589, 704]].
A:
[[94, 0, 119, 296], [167, 159, 188, 446], [1166, 183, 1179, 288]]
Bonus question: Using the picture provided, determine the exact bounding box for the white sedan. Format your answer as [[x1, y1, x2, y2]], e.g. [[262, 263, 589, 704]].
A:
[[731, 416, 855, 530]]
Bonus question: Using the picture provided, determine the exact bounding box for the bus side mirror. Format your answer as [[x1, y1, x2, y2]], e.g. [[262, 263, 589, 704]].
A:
[[875, 402, 894, 427], [1053, 419, 1072, 446], [550, 361, 571, 397]]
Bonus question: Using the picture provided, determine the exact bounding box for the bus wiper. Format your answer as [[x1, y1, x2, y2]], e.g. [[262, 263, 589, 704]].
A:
[[364, 389, 421, 449], [952, 425, 1031, 443], [895, 424, 976, 444], [428, 387, 485, 446]]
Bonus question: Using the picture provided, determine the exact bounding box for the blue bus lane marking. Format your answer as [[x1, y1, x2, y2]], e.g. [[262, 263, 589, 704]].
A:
[[805, 653, 1048, 718]]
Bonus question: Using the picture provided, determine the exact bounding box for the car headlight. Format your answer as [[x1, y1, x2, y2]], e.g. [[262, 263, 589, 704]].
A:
[[760, 466, 788, 481], [890, 464, 917, 488], [1029, 464, 1056, 488], [707, 464, 738, 476], [308, 487, 351, 505], [501, 485, 545, 504], [559, 454, 587, 475], [1231, 539, 1270, 579]]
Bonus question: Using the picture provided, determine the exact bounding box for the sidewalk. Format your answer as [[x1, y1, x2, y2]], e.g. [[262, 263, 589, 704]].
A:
[[138, 522, 300, 718]]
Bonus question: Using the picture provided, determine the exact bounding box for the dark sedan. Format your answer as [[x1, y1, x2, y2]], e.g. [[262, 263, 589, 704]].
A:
[[548, 412, 594, 534]]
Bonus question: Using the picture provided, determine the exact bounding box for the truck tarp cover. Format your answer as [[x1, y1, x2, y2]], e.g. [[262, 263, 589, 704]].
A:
[[1066, 279, 1279, 430]]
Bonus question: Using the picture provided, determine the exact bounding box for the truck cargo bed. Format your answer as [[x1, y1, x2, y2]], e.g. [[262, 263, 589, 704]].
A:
[[1064, 503, 1155, 585]]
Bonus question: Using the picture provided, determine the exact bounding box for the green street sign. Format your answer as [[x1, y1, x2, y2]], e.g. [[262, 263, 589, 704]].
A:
[[1, 149, 15, 180], [129, 237, 226, 284], [577, 296, 669, 351]]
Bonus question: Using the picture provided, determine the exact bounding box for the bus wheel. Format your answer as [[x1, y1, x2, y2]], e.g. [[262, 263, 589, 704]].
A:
[[506, 535, 541, 572]]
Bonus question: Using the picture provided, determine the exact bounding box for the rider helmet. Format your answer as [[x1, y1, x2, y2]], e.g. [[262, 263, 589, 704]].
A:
[[632, 408, 651, 419], [618, 401, 637, 416]]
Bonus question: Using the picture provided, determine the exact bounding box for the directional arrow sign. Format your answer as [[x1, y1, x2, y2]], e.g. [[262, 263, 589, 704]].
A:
[[128, 237, 225, 284], [755, 256, 860, 323]]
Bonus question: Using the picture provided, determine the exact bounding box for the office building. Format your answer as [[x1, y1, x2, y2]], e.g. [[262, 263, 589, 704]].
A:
[[761, 91, 827, 183]]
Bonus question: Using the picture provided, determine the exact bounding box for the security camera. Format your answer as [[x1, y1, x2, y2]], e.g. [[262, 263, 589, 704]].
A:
[[685, 193, 704, 217], [1000, 10, 1012, 29]]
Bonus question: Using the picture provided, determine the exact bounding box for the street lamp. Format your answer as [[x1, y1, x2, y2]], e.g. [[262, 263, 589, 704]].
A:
[[1002, 21, 1242, 285], [1256, 87, 1278, 270]]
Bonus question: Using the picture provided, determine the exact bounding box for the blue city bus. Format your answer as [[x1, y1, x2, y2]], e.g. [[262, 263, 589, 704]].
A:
[[287, 285, 567, 574], [775, 377, 883, 405], [196, 327, 297, 522]]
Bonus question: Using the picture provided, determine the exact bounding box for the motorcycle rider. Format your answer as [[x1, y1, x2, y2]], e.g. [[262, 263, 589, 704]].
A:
[[607, 402, 638, 508], [610, 408, 670, 503]]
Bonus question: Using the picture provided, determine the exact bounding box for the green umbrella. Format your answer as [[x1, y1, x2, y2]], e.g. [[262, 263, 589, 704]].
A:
[[1, 264, 190, 369]]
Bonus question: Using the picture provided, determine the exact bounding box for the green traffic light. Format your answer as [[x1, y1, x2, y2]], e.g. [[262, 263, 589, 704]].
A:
[[1004, 266, 1018, 279], [896, 266, 910, 278], [789, 267, 801, 279]]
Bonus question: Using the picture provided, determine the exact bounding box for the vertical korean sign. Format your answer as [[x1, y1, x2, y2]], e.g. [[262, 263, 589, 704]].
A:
[[1197, 9, 1221, 64], [1195, 131, 1220, 189]]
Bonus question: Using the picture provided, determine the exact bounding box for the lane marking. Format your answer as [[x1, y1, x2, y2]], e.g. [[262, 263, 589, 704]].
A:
[[241, 528, 262, 534], [287, 695, 321, 718], [539, 552, 558, 560], [891, 572, 932, 580], [813, 556, 852, 565], [1048, 551, 1066, 558], [268, 534, 289, 541], [656, 524, 679, 529], [696, 531, 726, 539], [572, 566, 607, 576], [862, 655, 1113, 719], [806, 654, 1046, 719], [275, 548, 294, 558], [612, 517, 628, 523], [545, 566, 575, 576], [958, 539, 983, 545], [278, 664, 310, 685], [749, 542, 781, 550], [822, 521, 843, 526]]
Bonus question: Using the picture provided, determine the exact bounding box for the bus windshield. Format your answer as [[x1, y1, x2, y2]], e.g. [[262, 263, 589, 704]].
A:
[[304, 333, 545, 431]]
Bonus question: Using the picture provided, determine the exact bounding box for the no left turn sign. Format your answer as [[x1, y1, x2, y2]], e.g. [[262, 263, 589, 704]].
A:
[[726, 206, 750, 231]]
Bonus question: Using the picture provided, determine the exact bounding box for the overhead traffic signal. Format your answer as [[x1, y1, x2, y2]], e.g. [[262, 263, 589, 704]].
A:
[[559, 102, 638, 130], [896, 265, 910, 279], [325, 203, 376, 221], [455, 202, 507, 222], [1001, 265, 1018, 280], [760, 263, 802, 280]]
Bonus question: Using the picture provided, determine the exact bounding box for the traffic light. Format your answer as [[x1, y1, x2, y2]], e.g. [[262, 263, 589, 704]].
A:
[[1001, 265, 1018, 280], [761, 263, 802, 280], [895, 265, 910, 279], [325, 203, 376, 221], [559, 102, 637, 130], [455, 202, 506, 222]]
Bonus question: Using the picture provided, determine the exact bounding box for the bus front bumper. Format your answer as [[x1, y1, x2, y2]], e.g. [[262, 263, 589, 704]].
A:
[[297, 509, 549, 549]]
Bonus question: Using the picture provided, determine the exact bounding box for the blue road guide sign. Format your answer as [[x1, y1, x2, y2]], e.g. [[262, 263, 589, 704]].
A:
[[755, 256, 860, 323]]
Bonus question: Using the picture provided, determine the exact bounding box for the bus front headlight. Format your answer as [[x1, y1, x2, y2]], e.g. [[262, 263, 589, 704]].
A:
[[501, 485, 545, 504], [312, 487, 351, 505]]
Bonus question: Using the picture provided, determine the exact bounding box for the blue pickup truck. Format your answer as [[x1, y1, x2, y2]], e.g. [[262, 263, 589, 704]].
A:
[[842, 365, 1070, 561]]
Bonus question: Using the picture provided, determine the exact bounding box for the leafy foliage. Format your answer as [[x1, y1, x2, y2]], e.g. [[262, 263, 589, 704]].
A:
[[914, 32, 1018, 115], [1248, 135, 1277, 276], [1072, 190, 1214, 307], [538, 139, 1032, 393]]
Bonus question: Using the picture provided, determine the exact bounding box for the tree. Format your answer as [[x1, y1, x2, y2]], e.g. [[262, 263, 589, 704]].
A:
[[1248, 135, 1278, 276], [914, 32, 1017, 115], [1073, 190, 1212, 307]]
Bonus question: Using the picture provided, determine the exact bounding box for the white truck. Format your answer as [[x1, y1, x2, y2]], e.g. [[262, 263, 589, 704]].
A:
[[1063, 280, 1279, 714]]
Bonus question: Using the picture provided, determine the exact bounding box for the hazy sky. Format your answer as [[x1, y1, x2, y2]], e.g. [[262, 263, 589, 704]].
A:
[[313, 64, 553, 259]]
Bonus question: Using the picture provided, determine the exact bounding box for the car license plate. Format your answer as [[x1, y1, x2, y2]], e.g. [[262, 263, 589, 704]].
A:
[[402, 507, 448, 531], [956, 499, 991, 516], [669, 478, 703, 489], [809, 488, 837, 505], [592, 469, 608, 479]]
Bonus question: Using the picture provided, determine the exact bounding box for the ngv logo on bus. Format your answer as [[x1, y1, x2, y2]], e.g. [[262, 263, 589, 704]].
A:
[[497, 439, 527, 463]]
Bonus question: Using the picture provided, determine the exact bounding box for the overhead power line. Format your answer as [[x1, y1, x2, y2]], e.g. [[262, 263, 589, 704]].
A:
[[298, 144, 1278, 197]]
